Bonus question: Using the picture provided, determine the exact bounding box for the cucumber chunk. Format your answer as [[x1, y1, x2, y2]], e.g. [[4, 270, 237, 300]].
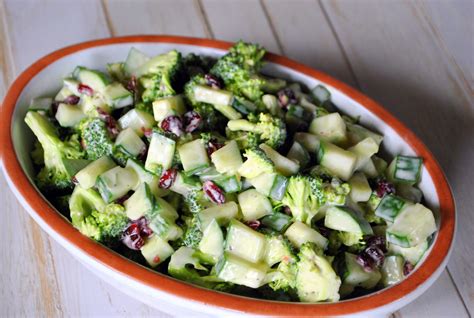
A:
[[169, 171, 201, 196], [261, 212, 293, 232], [287, 141, 310, 168], [29, 97, 52, 112], [346, 123, 383, 147], [193, 84, 233, 106], [118, 109, 156, 137], [124, 183, 154, 220], [339, 252, 381, 296], [198, 202, 239, 230], [285, 221, 328, 249], [124, 47, 150, 75], [152, 95, 186, 122], [225, 219, 267, 263], [247, 172, 288, 201], [264, 235, 293, 267], [318, 141, 357, 181], [178, 139, 210, 175], [212, 174, 241, 193], [375, 194, 408, 222], [396, 184, 423, 203], [294, 132, 321, 153], [125, 159, 169, 197], [386, 203, 436, 247], [260, 144, 300, 176], [387, 155, 423, 185], [74, 67, 110, 92], [74, 156, 116, 189], [381, 255, 404, 287], [103, 82, 133, 108], [55, 103, 86, 127], [388, 240, 429, 265], [96, 166, 138, 203], [348, 172, 372, 202], [145, 132, 176, 175], [215, 252, 268, 288], [309, 112, 347, 144], [311, 85, 331, 105], [237, 189, 273, 221], [324, 206, 373, 235], [348, 137, 379, 170], [140, 235, 174, 268], [198, 219, 224, 264], [55, 86, 74, 101], [211, 140, 243, 175], [115, 128, 146, 157]]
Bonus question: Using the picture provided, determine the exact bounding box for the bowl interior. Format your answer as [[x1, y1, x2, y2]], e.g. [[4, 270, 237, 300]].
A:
[[10, 41, 441, 302]]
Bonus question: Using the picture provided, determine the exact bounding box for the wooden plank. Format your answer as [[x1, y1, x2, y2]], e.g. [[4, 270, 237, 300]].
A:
[[321, 0, 473, 314], [1, 1, 167, 316], [103, 0, 208, 37], [395, 271, 469, 318]]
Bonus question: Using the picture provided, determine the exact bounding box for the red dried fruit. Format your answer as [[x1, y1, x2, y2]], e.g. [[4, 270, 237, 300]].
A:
[[366, 235, 387, 252], [159, 169, 177, 189], [126, 76, 138, 93], [206, 139, 224, 156], [153, 255, 161, 263], [136, 217, 153, 238], [277, 88, 297, 108], [245, 220, 261, 230], [364, 246, 385, 267], [71, 176, 79, 185], [121, 223, 145, 250], [204, 74, 222, 89], [142, 127, 153, 138], [115, 193, 131, 205], [78, 83, 94, 96], [403, 261, 415, 276], [161, 115, 183, 137], [98, 108, 120, 138], [183, 111, 202, 133], [203, 180, 225, 204], [283, 206, 292, 216], [63, 95, 80, 105], [375, 179, 396, 198], [317, 226, 331, 238], [356, 253, 375, 272]]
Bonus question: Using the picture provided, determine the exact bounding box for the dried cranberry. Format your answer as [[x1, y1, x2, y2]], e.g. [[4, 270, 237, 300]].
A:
[[136, 217, 153, 238], [121, 223, 145, 250], [203, 180, 225, 204], [204, 74, 222, 89], [98, 108, 120, 138], [245, 220, 261, 230], [159, 168, 177, 189], [161, 116, 183, 137], [364, 246, 385, 267], [115, 193, 131, 205], [78, 83, 94, 96], [277, 88, 297, 108], [375, 179, 396, 198], [63, 95, 80, 105], [138, 146, 148, 161], [366, 235, 387, 252], [71, 176, 79, 185], [403, 261, 415, 276], [283, 206, 292, 215], [206, 139, 224, 156], [126, 76, 138, 93], [142, 128, 153, 138], [356, 253, 375, 272], [317, 226, 331, 238], [183, 111, 202, 133]]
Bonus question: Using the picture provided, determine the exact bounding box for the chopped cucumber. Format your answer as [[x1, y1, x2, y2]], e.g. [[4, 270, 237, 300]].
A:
[[169, 171, 201, 196], [381, 255, 404, 287], [212, 174, 241, 193], [215, 252, 268, 288], [178, 139, 210, 175], [225, 219, 267, 263], [372, 155, 388, 175], [63, 78, 80, 96], [55, 103, 86, 127], [124, 183, 154, 220], [264, 235, 293, 267], [232, 96, 257, 114], [29, 97, 52, 112], [311, 85, 331, 105], [285, 221, 328, 249], [388, 240, 429, 265], [140, 235, 174, 268], [387, 155, 423, 185], [237, 189, 273, 221], [198, 219, 224, 264], [103, 82, 133, 108], [396, 184, 423, 203], [115, 128, 146, 157], [375, 194, 408, 222], [346, 123, 383, 147], [386, 203, 436, 247], [260, 144, 299, 176], [324, 206, 373, 235], [193, 84, 233, 106], [287, 141, 310, 168], [126, 160, 169, 197], [261, 212, 293, 232], [55, 86, 74, 101], [74, 156, 116, 189], [198, 202, 239, 230], [74, 67, 110, 92], [348, 172, 372, 202], [247, 172, 288, 201], [339, 252, 381, 296], [294, 132, 320, 153], [124, 47, 150, 75], [360, 158, 379, 178], [145, 132, 176, 175], [152, 95, 186, 122], [309, 112, 347, 144], [118, 109, 156, 137], [96, 166, 138, 203], [318, 141, 357, 181], [348, 137, 379, 170], [211, 140, 243, 175]]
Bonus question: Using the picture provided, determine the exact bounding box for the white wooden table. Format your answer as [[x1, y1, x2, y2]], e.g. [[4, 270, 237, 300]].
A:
[[1, 0, 472, 317]]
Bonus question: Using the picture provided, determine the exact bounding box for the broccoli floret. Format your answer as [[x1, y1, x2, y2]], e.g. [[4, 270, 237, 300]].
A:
[[281, 175, 324, 224], [210, 41, 266, 102], [79, 118, 114, 160], [69, 186, 128, 241], [264, 232, 297, 267], [237, 148, 275, 179], [225, 129, 259, 150], [268, 257, 298, 292], [137, 50, 182, 102], [362, 191, 384, 224], [183, 53, 215, 77], [227, 113, 287, 149], [25, 111, 88, 194], [321, 178, 351, 205], [185, 190, 213, 214], [181, 215, 203, 248], [295, 243, 341, 302], [337, 231, 364, 247], [31, 140, 44, 165]]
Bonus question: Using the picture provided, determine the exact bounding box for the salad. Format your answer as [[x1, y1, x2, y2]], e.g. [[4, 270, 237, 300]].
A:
[[24, 41, 437, 302]]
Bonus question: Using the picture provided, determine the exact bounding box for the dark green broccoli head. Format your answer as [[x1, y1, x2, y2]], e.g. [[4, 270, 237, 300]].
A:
[[181, 215, 203, 249], [80, 118, 114, 161], [185, 190, 213, 214], [228, 41, 266, 71], [25, 111, 88, 194], [225, 129, 259, 150]]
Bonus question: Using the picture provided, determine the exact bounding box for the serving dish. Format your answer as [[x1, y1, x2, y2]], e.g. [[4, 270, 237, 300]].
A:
[[0, 35, 455, 317]]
